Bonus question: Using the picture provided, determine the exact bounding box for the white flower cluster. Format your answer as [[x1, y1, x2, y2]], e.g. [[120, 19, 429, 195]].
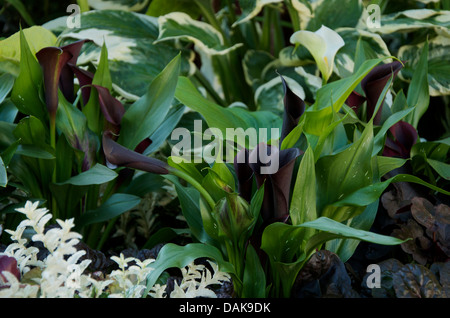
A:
[[0, 201, 232, 298], [150, 261, 231, 298]]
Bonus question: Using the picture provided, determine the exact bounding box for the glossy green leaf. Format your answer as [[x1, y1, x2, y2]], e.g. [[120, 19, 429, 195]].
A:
[[76, 193, 141, 227], [10, 28, 47, 123], [56, 91, 98, 170], [332, 174, 450, 208], [144, 243, 235, 293], [304, 57, 389, 135], [57, 163, 117, 186], [0, 156, 7, 187], [156, 12, 242, 55], [119, 53, 180, 150], [399, 35, 450, 97], [242, 244, 266, 298], [55, 10, 194, 97], [0, 26, 56, 76], [88, 0, 150, 11], [315, 121, 374, 222], [427, 158, 450, 180], [405, 40, 429, 128], [290, 145, 316, 227]]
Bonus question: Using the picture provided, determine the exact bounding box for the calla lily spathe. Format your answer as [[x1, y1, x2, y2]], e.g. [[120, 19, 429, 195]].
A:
[[290, 25, 344, 83]]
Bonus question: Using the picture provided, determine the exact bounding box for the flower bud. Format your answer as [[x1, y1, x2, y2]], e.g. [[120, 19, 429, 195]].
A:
[[214, 193, 254, 242]]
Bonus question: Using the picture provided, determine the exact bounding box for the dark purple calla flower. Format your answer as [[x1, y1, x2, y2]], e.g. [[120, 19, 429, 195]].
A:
[[102, 131, 169, 175], [247, 143, 301, 223], [280, 75, 305, 143], [36, 40, 92, 119], [59, 40, 92, 103], [362, 60, 403, 124], [382, 121, 418, 159], [345, 61, 403, 124], [0, 255, 20, 282], [234, 148, 254, 203], [36, 47, 72, 120]]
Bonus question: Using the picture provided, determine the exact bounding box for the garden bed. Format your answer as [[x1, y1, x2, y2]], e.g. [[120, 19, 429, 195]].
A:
[[0, 0, 449, 301]]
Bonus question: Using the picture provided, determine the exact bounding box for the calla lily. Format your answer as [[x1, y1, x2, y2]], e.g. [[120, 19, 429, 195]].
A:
[[102, 131, 169, 174], [361, 60, 403, 124], [382, 121, 418, 159], [280, 75, 305, 143], [248, 143, 301, 223], [345, 61, 403, 124], [290, 25, 344, 83]]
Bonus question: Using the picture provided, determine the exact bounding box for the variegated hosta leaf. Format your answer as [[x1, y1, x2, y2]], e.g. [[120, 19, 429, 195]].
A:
[[292, 0, 363, 31], [53, 10, 195, 98], [232, 0, 283, 27], [88, 0, 150, 11], [374, 9, 450, 37], [155, 12, 242, 56], [399, 36, 450, 97], [334, 27, 391, 78], [254, 76, 305, 111], [242, 50, 275, 88], [0, 26, 57, 76]]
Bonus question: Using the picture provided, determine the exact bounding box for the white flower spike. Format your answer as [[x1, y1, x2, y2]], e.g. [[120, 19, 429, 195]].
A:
[[290, 25, 345, 83]]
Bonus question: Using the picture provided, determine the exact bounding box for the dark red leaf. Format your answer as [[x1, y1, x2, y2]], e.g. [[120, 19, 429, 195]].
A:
[[0, 255, 20, 282]]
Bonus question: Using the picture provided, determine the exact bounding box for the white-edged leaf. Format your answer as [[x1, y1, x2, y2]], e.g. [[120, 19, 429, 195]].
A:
[[156, 12, 242, 55]]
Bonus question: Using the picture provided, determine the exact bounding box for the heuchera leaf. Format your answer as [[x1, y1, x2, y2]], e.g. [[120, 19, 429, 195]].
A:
[[0, 255, 20, 282]]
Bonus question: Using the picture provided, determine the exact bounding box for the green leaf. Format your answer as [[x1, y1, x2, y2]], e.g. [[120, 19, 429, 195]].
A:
[[290, 145, 316, 227], [146, 0, 201, 18], [304, 57, 389, 135], [163, 174, 214, 245], [377, 9, 450, 36], [399, 36, 450, 97], [119, 53, 181, 150], [56, 91, 98, 170], [0, 156, 7, 187], [427, 159, 450, 180], [405, 39, 429, 128], [303, 0, 363, 31], [83, 43, 112, 135], [376, 156, 408, 177], [373, 106, 416, 156], [57, 163, 117, 186], [76, 193, 141, 227], [55, 10, 193, 97], [233, 0, 283, 26], [10, 28, 47, 123], [315, 121, 374, 222], [0, 26, 56, 76], [88, 0, 150, 11], [242, 244, 266, 298], [175, 76, 281, 147], [144, 243, 235, 294], [332, 174, 450, 208]]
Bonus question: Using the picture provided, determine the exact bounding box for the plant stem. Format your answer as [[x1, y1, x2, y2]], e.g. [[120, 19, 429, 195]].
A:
[[193, 69, 227, 107], [169, 167, 216, 210], [50, 116, 58, 219], [77, 0, 89, 13]]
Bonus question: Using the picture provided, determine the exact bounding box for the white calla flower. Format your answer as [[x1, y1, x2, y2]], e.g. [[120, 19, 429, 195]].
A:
[[290, 25, 345, 83]]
